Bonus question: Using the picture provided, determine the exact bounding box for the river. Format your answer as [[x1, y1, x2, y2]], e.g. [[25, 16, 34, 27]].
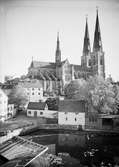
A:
[[1, 130, 119, 167], [25, 130, 119, 167]]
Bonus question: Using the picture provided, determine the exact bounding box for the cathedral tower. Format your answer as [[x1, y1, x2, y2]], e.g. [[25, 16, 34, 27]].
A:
[[55, 32, 61, 65], [81, 17, 91, 68], [91, 9, 105, 78]]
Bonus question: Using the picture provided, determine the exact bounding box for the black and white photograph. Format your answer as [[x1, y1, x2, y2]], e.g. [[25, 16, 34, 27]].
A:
[[0, 0, 119, 166]]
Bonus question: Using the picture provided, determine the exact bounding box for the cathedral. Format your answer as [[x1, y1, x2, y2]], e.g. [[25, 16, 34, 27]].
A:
[[27, 10, 105, 94]]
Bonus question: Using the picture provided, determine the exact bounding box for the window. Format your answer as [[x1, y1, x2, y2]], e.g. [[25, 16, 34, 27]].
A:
[[32, 88, 34, 90], [40, 112, 43, 115], [93, 58, 96, 65], [28, 111, 31, 114], [32, 92, 34, 95], [38, 92, 40, 95], [100, 58, 103, 65], [75, 118, 77, 122], [65, 112, 68, 115], [66, 117, 68, 121], [27, 93, 29, 95], [88, 59, 91, 66]]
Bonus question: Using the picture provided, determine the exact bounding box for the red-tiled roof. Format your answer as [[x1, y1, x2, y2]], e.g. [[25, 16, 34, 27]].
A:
[[59, 100, 87, 113]]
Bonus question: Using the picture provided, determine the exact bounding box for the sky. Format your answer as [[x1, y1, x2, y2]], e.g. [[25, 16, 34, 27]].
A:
[[0, 0, 119, 82]]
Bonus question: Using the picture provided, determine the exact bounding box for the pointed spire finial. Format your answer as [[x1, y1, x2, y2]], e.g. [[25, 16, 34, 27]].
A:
[[31, 56, 34, 68], [83, 15, 91, 54], [55, 31, 61, 64], [96, 6, 99, 12], [86, 14, 88, 21], [93, 8, 103, 52], [57, 31, 59, 42]]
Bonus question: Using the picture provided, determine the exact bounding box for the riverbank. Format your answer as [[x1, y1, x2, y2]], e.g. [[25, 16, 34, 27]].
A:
[[1, 114, 119, 144]]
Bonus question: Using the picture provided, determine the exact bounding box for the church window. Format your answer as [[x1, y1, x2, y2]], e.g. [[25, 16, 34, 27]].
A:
[[93, 58, 96, 65], [88, 59, 91, 66], [100, 57, 103, 65]]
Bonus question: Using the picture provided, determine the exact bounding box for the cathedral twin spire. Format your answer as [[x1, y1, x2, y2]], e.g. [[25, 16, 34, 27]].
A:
[[55, 32, 61, 65], [83, 9, 103, 55], [83, 16, 91, 55]]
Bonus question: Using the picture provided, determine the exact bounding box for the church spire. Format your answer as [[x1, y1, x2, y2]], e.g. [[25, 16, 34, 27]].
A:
[[93, 8, 103, 52], [31, 56, 34, 68], [83, 16, 91, 54], [55, 32, 61, 65]]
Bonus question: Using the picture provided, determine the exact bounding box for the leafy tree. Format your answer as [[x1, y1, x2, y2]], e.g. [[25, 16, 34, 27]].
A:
[[46, 98, 59, 110], [8, 85, 28, 108], [64, 76, 118, 114]]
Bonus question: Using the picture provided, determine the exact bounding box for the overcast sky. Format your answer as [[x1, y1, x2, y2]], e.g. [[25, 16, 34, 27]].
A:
[[0, 0, 119, 82]]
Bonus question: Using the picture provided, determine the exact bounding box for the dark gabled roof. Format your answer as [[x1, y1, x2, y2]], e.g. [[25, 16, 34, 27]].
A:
[[2, 84, 15, 89], [30, 61, 56, 69], [59, 100, 87, 113], [27, 102, 46, 110]]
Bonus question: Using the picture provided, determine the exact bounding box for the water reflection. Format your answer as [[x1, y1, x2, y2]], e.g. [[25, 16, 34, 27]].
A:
[[31, 132, 119, 167]]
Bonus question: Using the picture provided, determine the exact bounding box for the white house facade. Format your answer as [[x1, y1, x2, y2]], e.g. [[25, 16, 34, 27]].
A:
[[8, 104, 16, 118], [58, 100, 87, 129], [19, 79, 43, 102], [0, 89, 8, 121], [27, 102, 57, 118]]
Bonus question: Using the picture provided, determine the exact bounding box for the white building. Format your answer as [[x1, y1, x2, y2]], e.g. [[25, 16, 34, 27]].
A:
[[0, 89, 8, 121], [8, 103, 16, 118], [27, 102, 57, 118], [19, 79, 43, 102], [58, 100, 87, 129]]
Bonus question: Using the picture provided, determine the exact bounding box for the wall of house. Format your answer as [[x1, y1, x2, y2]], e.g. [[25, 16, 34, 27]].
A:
[[25, 87, 43, 102], [27, 109, 57, 118], [0, 90, 8, 121], [58, 112, 85, 128], [8, 104, 16, 118]]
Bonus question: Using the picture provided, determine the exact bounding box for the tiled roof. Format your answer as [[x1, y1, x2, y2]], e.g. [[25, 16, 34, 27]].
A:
[[31, 61, 56, 69], [27, 102, 46, 110], [19, 80, 43, 88], [59, 100, 87, 113]]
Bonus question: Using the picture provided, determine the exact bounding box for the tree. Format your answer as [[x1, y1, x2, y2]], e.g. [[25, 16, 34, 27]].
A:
[[64, 76, 118, 114], [46, 98, 59, 110], [8, 85, 28, 108]]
